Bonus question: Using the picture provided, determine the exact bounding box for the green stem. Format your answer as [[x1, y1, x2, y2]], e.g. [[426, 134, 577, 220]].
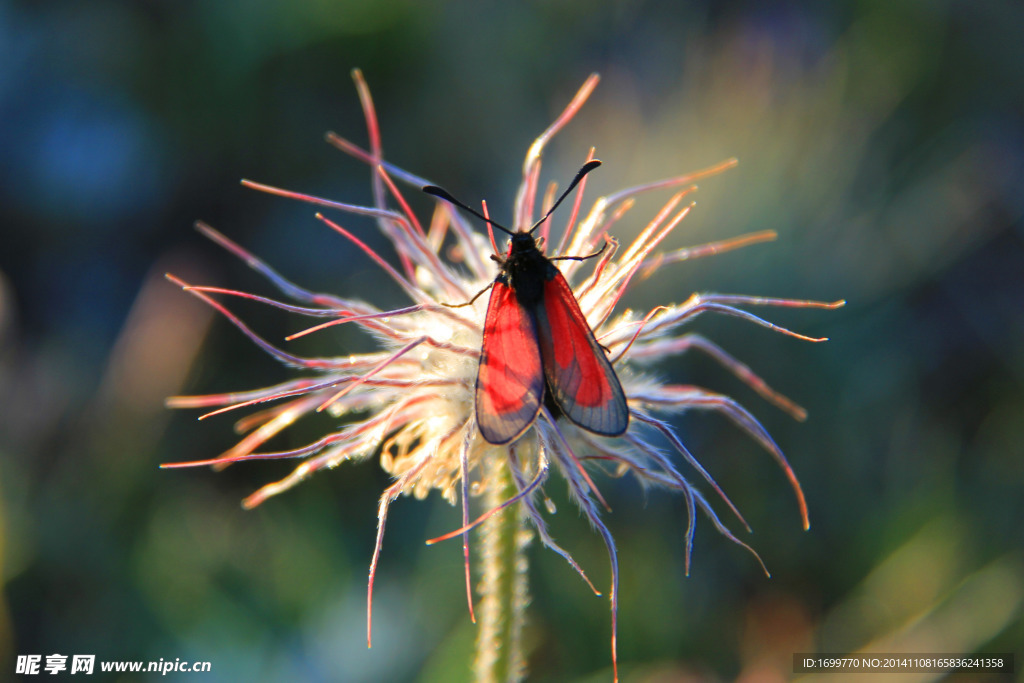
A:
[[473, 446, 532, 683]]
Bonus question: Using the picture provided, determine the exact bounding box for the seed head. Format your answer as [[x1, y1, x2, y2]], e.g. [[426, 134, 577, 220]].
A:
[[165, 70, 843, 680]]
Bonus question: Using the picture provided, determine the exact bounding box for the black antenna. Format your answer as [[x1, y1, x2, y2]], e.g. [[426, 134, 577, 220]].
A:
[[422, 159, 602, 236], [529, 159, 601, 234], [422, 185, 515, 236]]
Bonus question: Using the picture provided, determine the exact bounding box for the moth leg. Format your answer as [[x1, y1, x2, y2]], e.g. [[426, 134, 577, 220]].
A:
[[442, 281, 494, 308], [549, 240, 608, 263]]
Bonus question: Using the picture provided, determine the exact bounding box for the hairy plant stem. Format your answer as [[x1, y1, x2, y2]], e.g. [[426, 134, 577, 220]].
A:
[[473, 445, 533, 683]]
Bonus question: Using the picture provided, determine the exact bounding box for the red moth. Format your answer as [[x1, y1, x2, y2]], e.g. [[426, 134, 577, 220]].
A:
[[424, 160, 628, 444]]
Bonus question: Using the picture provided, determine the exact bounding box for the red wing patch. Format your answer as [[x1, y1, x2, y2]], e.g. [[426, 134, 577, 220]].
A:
[[535, 270, 629, 436], [475, 280, 545, 444]]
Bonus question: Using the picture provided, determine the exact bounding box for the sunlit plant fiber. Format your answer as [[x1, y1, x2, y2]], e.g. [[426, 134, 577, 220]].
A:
[[165, 70, 842, 681]]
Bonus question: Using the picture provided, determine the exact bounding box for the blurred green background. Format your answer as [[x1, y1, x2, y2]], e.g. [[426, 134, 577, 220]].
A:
[[2, 1, 1022, 681]]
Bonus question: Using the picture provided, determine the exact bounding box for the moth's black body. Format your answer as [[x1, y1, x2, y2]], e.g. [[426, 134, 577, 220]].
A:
[[497, 232, 554, 309]]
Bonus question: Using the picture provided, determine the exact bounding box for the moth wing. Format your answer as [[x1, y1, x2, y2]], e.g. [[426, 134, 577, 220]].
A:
[[535, 269, 629, 436], [475, 279, 545, 444]]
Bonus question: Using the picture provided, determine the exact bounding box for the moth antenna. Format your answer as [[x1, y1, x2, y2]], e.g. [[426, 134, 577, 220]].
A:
[[423, 185, 515, 236], [529, 159, 602, 234]]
